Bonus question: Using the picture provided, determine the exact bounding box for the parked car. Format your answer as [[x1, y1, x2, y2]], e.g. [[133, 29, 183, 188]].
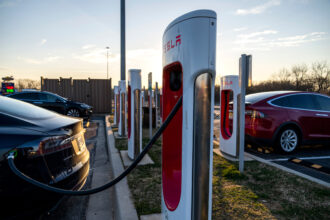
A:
[[238, 91, 330, 153], [7, 91, 92, 119], [0, 96, 90, 218]]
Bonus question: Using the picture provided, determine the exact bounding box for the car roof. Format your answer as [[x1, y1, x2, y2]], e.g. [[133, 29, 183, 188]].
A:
[[246, 91, 301, 104], [8, 90, 62, 97]]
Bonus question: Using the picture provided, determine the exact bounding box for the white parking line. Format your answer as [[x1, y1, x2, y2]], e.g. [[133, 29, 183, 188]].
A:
[[268, 155, 330, 161]]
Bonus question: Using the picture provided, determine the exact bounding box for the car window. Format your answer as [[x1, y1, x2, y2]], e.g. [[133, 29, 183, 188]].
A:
[[245, 91, 293, 104], [39, 93, 58, 102], [271, 97, 289, 107], [8, 93, 31, 99], [283, 94, 320, 110], [22, 93, 40, 100], [38, 93, 47, 101], [0, 96, 57, 119], [314, 95, 330, 111], [8, 93, 23, 99]]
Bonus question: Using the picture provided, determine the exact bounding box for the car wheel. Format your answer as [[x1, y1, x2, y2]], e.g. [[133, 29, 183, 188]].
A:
[[277, 128, 300, 153], [66, 108, 80, 117]]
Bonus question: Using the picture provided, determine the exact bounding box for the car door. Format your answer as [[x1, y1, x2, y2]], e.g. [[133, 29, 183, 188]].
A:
[[38, 93, 67, 114], [23, 92, 42, 106], [314, 94, 330, 139], [285, 94, 324, 140]]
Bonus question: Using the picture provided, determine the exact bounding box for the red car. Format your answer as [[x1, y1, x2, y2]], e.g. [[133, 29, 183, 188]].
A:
[[242, 91, 330, 153]]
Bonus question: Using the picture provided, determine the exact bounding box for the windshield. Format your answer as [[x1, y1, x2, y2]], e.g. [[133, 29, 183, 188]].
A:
[[47, 92, 68, 101], [0, 96, 57, 119]]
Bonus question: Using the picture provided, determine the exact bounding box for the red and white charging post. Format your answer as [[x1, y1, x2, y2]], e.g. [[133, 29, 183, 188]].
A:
[[114, 85, 119, 126], [162, 10, 217, 220], [118, 80, 126, 137], [219, 75, 240, 157], [219, 55, 251, 172], [127, 69, 142, 160]]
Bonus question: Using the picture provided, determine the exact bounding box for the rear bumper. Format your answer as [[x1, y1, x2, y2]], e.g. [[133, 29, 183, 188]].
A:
[[0, 149, 90, 218]]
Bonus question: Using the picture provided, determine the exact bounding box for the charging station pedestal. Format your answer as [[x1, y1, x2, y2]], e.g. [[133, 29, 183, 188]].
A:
[[114, 86, 119, 126], [162, 10, 216, 220], [118, 80, 126, 137], [127, 69, 142, 160], [219, 75, 240, 157]]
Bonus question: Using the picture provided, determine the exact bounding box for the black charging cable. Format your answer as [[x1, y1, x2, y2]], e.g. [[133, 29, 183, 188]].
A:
[[7, 96, 182, 196]]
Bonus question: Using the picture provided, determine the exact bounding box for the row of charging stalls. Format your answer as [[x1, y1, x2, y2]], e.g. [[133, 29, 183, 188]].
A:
[[162, 10, 216, 220]]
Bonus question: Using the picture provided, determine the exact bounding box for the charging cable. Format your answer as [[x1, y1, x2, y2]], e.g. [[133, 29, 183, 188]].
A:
[[7, 96, 182, 196]]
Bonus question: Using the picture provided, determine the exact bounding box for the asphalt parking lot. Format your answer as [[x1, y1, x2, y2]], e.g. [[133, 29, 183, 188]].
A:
[[213, 108, 330, 185], [246, 145, 330, 184]]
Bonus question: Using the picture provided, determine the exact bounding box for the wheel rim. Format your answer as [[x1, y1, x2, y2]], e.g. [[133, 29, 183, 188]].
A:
[[67, 109, 80, 117], [280, 129, 298, 152]]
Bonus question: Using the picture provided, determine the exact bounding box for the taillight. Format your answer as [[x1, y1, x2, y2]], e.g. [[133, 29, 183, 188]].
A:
[[21, 135, 70, 158], [245, 110, 265, 118]]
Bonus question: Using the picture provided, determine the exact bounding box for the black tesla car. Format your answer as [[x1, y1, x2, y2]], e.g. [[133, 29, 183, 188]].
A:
[[7, 91, 92, 119], [0, 96, 90, 218]]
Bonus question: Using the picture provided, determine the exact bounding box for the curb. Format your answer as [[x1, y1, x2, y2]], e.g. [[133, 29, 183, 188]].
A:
[[105, 115, 139, 220]]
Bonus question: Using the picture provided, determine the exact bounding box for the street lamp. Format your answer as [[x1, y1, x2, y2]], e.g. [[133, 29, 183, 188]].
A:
[[106, 46, 110, 79]]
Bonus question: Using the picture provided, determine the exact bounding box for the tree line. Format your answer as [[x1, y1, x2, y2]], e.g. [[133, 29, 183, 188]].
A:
[[215, 61, 329, 103], [247, 61, 330, 95]]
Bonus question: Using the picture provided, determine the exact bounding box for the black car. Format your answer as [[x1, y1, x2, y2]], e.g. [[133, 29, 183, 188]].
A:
[[0, 96, 90, 218], [7, 91, 92, 119]]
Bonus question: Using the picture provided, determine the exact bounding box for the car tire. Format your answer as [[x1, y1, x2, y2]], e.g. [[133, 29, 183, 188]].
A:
[[66, 108, 80, 117], [276, 127, 300, 153]]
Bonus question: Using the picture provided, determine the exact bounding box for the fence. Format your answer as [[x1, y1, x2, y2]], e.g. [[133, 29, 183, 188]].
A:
[[41, 77, 112, 113]]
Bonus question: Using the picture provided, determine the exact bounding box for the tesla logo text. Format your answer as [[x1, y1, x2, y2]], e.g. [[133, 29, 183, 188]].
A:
[[164, 35, 181, 53]]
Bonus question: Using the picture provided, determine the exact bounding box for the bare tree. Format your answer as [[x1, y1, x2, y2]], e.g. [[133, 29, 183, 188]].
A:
[[290, 64, 308, 90], [16, 79, 41, 91], [311, 61, 330, 94], [272, 68, 291, 83]]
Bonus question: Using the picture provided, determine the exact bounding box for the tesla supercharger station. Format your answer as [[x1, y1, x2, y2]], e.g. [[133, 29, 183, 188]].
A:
[[114, 86, 119, 125], [118, 80, 126, 136], [162, 10, 216, 220], [127, 69, 142, 160], [219, 75, 240, 157]]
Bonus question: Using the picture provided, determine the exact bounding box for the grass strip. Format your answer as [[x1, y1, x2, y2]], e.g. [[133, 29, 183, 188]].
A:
[[117, 128, 330, 219]]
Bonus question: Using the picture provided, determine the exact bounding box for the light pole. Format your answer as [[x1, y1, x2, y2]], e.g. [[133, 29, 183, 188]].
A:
[[106, 46, 110, 79]]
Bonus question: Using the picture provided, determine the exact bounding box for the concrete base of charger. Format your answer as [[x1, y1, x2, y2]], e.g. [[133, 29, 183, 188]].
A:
[[114, 131, 127, 139], [120, 150, 154, 167]]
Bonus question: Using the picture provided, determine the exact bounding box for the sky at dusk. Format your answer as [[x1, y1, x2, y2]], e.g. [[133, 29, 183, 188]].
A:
[[0, 0, 329, 87]]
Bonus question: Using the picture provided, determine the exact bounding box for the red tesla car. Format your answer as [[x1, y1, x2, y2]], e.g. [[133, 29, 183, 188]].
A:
[[242, 91, 330, 153]]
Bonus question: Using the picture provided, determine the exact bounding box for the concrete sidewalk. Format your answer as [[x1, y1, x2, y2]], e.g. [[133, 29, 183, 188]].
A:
[[105, 116, 139, 220], [86, 119, 115, 220]]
